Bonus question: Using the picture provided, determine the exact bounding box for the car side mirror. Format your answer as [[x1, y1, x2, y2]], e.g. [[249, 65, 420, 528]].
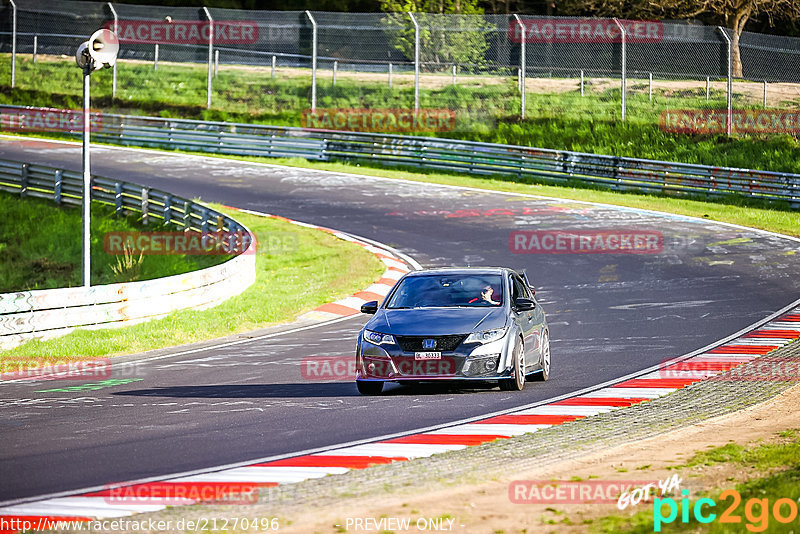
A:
[[514, 297, 535, 311], [360, 300, 378, 314]]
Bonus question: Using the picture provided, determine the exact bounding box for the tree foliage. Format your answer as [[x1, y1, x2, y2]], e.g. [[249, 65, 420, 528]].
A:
[[555, 0, 800, 75], [381, 0, 492, 71]]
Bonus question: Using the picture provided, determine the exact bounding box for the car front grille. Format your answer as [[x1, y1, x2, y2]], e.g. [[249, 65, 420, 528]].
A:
[[395, 335, 467, 353]]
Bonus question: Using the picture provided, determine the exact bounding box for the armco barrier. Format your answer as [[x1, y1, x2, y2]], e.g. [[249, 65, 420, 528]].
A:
[[0, 158, 256, 349], [1, 105, 797, 208]]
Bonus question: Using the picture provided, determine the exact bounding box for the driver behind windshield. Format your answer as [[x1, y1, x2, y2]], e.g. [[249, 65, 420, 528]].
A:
[[468, 284, 501, 305]]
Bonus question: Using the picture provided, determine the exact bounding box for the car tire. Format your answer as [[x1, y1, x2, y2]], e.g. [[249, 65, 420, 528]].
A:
[[499, 337, 525, 391], [532, 330, 550, 382], [356, 380, 384, 395]]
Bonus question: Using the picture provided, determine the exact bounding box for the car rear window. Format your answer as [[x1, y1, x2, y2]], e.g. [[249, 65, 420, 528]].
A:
[[385, 274, 504, 308]]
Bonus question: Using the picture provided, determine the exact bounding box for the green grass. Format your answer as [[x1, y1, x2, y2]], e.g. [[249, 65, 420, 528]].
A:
[[0, 191, 227, 292], [591, 430, 800, 533], [2, 55, 798, 174], [1, 202, 385, 367], [677, 429, 800, 472]]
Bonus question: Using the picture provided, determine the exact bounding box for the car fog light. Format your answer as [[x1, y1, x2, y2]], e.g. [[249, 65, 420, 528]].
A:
[[484, 359, 496, 371]]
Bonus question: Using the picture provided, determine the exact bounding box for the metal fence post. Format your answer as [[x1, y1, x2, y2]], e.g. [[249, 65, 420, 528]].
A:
[[613, 18, 626, 121], [107, 2, 118, 98], [200, 207, 209, 234], [203, 7, 213, 110], [20, 162, 27, 198], [452, 65, 456, 86], [154, 43, 159, 70], [271, 55, 276, 78], [648, 72, 653, 101], [305, 10, 317, 112], [82, 65, 91, 288], [183, 201, 191, 230], [706, 76, 710, 101], [54, 169, 62, 204], [33, 35, 37, 64], [115, 182, 123, 215], [763, 80, 767, 108], [388, 62, 392, 88], [716, 27, 732, 136], [9, 0, 16, 88], [164, 195, 172, 225], [333, 60, 337, 86], [514, 15, 525, 119], [580, 70, 584, 96], [214, 49, 219, 77], [141, 188, 149, 225], [409, 12, 419, 112]]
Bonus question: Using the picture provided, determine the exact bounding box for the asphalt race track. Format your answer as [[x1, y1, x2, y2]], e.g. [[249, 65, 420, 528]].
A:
[[2, 138, 799, 503]]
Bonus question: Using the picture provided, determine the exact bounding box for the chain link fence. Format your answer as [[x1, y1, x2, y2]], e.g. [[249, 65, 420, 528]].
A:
[[1, 1, 799, 136]]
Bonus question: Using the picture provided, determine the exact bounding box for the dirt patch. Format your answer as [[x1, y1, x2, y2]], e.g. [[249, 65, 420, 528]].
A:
[[275, 383, 800, 534]]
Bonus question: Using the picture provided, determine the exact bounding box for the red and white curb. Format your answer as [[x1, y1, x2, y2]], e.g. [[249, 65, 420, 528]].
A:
[[2, 302, 797, 528], [223, 207, 416, 320]]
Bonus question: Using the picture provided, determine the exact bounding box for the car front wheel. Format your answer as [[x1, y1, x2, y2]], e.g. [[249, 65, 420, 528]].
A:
[[499, 338, 525, 391], [356, 380, 384, 395]]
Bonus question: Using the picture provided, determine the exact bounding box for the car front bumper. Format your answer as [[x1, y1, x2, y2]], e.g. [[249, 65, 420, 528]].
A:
[[356, 335, 514, 381]]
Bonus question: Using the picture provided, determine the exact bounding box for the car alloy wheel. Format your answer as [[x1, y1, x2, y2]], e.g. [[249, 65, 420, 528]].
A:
[[532, 330, 550, 381], [356, 380, 384, 395], [499, 337, 525, 391]]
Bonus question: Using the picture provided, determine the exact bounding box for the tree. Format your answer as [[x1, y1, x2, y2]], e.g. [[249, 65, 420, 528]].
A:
[[381, 0, 492, 71], [555, 0, 800, 76]]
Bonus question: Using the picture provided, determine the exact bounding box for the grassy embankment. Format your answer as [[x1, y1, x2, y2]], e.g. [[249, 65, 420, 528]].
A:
[[1, 56, 798, 174], [2, 56, 798, 236], [0, 192, 384, 366]]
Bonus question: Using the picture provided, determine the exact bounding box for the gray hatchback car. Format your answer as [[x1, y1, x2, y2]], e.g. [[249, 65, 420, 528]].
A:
[[355, 267, 550, 395]]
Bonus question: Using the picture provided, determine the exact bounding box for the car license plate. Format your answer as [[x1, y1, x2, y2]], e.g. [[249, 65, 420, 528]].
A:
[[415, 352, 442, 360]]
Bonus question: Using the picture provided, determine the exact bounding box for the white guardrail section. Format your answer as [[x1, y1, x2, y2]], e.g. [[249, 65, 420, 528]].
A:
[[2, 105, 796, 208], [0, 158, 256, 349]]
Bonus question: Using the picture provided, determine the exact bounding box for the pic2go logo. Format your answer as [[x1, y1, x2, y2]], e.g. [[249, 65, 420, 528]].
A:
[[654, 489, 800, 532]]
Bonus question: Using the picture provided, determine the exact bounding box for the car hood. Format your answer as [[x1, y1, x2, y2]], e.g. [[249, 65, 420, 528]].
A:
[[368, 307, 507, 336]]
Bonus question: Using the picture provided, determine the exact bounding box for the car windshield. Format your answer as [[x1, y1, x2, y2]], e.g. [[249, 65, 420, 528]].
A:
[[385, 274, 504, 309]]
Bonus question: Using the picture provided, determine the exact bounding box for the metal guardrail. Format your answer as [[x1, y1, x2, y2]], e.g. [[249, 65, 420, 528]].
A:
[[0, 156, 256, 349], [1, 106, 799, 209]]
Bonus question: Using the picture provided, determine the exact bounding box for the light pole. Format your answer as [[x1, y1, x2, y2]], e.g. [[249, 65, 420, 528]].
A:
[[75, 29, 119, 287]]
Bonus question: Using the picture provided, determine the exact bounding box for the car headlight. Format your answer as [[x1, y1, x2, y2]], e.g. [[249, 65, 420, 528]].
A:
[[363, 330, 396, 346], [464, 328, 507, 344]]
